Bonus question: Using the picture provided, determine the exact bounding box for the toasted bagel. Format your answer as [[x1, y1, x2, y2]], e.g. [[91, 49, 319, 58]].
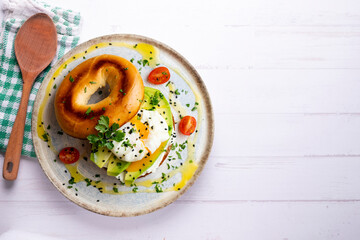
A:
[[54, 54, 144, 139]]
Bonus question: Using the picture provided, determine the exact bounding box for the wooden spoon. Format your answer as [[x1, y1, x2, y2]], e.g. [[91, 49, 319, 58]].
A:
[[3, 13, 57, 180]]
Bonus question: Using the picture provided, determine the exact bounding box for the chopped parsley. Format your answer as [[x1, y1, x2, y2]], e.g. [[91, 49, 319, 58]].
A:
[[179, 141, 187, 150], [84, 178, 91, 186], [142, 59, 149, 67], [161, 172, 167, 183], [122, 139, 134, 148], [150, 91, 161, 105], [68, 177, 75, 185], [69, 76, 74, 82], [85, 107, 92, 115], [42, 133, 49, 142], [176, 151, 182, 159], [155, 183, 163, 193], [89, 81, 96, 84], [152, 182, 163, 193]]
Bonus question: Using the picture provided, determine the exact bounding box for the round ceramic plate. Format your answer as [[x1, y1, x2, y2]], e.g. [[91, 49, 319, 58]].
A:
[[32, 34, 214, 216]]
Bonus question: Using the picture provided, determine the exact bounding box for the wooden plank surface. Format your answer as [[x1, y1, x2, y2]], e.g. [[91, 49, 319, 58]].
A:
[[2, 0, 360, 239]]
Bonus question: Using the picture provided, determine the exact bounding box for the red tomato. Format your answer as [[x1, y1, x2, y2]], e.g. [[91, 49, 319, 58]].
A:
[[59, 147, 80, 164], [179, 116, 197, 135], [148, 67, 170, 85]]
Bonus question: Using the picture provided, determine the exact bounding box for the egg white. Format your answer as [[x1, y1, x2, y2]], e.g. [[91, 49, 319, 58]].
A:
[[111, 110, 170, 163]]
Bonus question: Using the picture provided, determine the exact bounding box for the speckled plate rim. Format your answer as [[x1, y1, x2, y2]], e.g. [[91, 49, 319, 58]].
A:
[[31, 34, 214, 217]]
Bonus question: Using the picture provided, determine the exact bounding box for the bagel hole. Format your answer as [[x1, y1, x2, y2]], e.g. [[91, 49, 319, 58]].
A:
[[88, 83, 111, 104]]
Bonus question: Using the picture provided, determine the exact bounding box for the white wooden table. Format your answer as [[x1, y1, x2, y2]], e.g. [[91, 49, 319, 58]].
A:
[[2, 0, 360, 239]]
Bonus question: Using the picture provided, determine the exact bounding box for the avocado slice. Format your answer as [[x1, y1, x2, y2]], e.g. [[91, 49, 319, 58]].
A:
[[107, 154, 131, 177], [124, 141, 168, 185], [90, 146, 112, 168], [124, 87, 173, 184], [142, 87, 174, 135]]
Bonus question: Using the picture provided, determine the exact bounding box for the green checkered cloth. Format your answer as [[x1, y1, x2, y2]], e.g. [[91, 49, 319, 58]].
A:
[[0, 0, 82, 157]]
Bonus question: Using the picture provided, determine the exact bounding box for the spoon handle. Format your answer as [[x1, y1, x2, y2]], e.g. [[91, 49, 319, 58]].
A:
[[3, 79, 33, 180]]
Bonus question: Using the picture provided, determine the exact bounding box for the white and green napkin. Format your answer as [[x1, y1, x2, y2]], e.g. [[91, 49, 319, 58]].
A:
[[0, 0, 82, 157]]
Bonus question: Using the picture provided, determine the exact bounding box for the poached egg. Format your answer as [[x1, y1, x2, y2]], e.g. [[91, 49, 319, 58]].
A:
[[111, 109, 170, 162]]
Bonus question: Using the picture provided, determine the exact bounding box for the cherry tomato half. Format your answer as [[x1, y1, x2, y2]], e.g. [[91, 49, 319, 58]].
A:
[[148, 67, 170, 85], [179, 116, 197, 135], [59, 147, 80, 164]]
